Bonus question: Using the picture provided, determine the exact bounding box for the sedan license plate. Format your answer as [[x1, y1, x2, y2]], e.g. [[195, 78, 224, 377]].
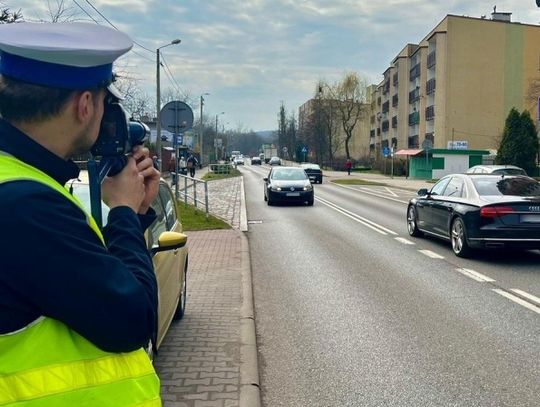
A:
[[521, 214, 540, 223], [286, 192, 300, 197]]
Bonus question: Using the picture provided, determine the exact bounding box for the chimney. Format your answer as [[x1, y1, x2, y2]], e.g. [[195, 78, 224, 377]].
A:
[[491, 11, 512, 22]]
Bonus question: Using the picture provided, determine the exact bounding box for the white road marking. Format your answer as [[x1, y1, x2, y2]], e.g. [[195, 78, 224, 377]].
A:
[[395, 237, 415, 245], [316, 196, 398, 235], [418, 249, 445, 259], [493, 289, 540, 315], [510, 289, 540, 306], [334, 183, 409, 204], [385, 187, 399, 197], [455, 268, 496, 283]]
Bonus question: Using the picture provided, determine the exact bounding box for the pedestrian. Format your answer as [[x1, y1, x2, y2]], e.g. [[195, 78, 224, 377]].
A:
[[187, 153, 199, 177], [168, 154, 177, 185], [179, 155, 187, 175], [0, 22, 161, 405], [345, 158, 353, 175]]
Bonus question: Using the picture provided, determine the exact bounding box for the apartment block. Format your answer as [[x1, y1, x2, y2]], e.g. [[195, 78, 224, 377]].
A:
[[370, 12, 540, 158]]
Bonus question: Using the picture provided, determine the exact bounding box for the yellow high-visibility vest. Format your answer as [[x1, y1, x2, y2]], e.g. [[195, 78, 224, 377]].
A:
[[0, 152, 161, 406]]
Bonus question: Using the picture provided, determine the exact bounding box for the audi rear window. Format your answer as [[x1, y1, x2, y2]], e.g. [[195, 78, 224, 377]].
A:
[[472, 177, 540, 196]]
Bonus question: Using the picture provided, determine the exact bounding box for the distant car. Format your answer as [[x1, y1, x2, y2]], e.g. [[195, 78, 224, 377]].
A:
[[71, 174, 189, 350], [268, 156, 281, 166], [466, 165, 527, 176], [264, 167, 314, 206], [300, 163, 323, 184], [234, 156, 245, 165], [406, 173, 540, 257], [251, 156, 262, 165]]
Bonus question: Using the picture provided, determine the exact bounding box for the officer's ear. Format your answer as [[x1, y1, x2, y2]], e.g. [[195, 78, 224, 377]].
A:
[[73, 90, 102, 123]]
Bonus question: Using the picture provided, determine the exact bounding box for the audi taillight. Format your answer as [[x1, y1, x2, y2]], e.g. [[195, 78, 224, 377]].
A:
[[480, 206, 514, 218]]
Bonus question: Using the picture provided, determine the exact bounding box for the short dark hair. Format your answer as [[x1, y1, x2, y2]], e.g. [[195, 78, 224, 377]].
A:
[[0, 75, 99, 123]]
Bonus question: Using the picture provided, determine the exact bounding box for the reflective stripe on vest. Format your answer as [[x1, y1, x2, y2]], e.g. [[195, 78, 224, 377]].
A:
[[0, 153, 161, 406]]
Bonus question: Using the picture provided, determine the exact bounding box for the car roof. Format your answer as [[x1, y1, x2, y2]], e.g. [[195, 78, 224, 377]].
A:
[[466, 164, 525, 172]]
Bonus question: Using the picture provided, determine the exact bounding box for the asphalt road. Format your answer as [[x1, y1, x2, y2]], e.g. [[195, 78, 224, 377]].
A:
[[240, 164, 540, 407]]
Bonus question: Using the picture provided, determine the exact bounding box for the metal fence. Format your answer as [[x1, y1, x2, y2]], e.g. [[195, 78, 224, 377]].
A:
[[172, 174, 209, 218]]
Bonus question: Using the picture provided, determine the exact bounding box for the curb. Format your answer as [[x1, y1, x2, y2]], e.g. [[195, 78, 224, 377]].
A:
[[240, 176, 248, 232], [239, 232, 261, 407]]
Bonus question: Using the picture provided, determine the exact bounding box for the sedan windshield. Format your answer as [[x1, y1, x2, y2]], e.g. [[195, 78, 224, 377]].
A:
[[272, 169, 307, 180], [472, 177, 540, 196]]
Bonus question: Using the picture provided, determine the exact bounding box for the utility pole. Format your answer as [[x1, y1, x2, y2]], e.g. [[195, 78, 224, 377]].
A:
[[200, 95, 204, 165]]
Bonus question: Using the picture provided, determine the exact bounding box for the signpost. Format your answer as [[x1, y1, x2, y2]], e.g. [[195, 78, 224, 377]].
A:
[[160, 101, 194, 198], [301, 146, 308, 162]]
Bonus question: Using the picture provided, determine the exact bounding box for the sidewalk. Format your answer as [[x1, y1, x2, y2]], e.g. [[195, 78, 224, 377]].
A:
[[155, 172, 258, 407], [155, 166, 430, 406]]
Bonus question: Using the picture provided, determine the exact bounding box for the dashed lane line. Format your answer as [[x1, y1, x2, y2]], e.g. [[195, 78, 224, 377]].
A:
[[510, 289, 540, 307], [455, 268, 496, 283], [395, 237, 415, 245], [493, 289, 540, 315], [334, 183, 409, 204], [418, 249, 445, 259]]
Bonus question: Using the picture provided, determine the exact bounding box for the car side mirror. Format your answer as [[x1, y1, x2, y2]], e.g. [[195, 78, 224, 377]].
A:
[[263, 177, 268, 182], [151, 231, 188, 255], [417, 188, 429, 196]]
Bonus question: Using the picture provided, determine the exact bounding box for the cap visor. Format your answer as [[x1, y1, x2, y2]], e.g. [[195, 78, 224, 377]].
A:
[[107, 84, 124, 100]]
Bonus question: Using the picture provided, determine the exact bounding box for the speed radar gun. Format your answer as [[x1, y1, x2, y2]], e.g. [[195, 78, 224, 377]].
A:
[[88, 92, 150, 228]]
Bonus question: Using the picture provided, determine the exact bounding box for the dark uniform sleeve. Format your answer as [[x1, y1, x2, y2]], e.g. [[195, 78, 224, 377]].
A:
[[0, 182, 158, 353]]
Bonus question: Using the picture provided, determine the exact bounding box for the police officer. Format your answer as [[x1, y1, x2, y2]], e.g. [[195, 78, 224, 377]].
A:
[[0, 23, 161, 405]]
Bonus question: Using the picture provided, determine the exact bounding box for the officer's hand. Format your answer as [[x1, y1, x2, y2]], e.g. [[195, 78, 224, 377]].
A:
[[102, 157, 145, 212], [132, 146, 161, 214]]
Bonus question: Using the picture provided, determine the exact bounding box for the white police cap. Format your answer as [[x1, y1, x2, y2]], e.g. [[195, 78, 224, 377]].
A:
[[0, 22, 132, 91]]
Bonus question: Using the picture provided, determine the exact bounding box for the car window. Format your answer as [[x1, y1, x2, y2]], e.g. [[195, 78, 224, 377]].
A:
[[149, 191, 167, 248], [430, 177, 451, 196], [159, 184, 177, 230], [493, 168, 527, 176], [472, 177, 540, 196], [442, 177, 465, 198], [271, 169, 308, 180]]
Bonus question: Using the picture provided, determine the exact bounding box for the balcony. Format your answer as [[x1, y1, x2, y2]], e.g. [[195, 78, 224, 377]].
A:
[[427, 51, 436, 69], [392, 94, 398, 107], [408, 111, 420, 126]]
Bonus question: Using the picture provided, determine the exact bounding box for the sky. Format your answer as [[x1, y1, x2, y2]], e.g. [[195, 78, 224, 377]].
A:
[[5, 1, 540, 132]]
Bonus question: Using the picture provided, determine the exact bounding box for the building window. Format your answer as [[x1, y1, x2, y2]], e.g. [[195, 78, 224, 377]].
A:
[[383, 80, 390, 95], [425, 133, 434, 142], [426, 78, 436, 95], [393, 73, 399, 87], [370, 129, 375, 138], [427, 51, 436, 69], [382, 101, 390, 114], [409, 88, 420, 103], [408, 135, 419, 148], [382, 120, 389, 132], [425, 105, 435, 121], [409, 63, 420, 81], [391, 137, 398, 149], [392, 94, 398, 107], [377, 128, 381, 136], [391, 116, 398, 128], [408, 111, 420, 126]]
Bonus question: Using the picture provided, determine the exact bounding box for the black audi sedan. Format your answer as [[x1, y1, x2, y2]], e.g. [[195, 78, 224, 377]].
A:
[[264, 167, 314, 206], [407, 174, 540, 257], [300, 163, 323, 184]]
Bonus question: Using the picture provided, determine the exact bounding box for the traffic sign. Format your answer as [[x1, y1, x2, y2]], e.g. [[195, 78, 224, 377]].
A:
[[383, 146, 390, 157], [160, 101, 194, 134], [301, 146, 308, 153]]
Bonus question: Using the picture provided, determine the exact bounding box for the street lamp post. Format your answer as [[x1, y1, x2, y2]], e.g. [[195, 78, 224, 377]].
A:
[[215, 112, 224, 162], [155, 38, 181, 171], [199, 93, 210, 166]]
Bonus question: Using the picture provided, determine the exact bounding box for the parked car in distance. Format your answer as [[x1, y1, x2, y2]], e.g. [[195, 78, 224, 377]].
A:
[[251, 156, 262, 165], [406, 173, 540, 257], [264, 166, 314, 206], [234, 155, 245, 165], [71, 173, 189, 350], [268, 156, 281, 166], [466, 164, 527, 176], [300, 163, 323, 184]]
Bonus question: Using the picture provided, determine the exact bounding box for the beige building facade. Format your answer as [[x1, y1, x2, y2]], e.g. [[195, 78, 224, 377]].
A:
[[369, 12, 540, 158]]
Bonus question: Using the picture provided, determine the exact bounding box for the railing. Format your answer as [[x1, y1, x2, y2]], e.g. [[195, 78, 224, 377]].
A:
[[172, 174, 209, 218]]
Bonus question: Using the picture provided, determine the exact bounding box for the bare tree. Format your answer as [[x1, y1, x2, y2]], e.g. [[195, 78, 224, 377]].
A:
[[323, 72, 369, 159], [0, 4, 23, 23]]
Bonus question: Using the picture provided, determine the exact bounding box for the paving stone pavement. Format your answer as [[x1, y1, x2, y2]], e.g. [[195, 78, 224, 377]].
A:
[[156, 172, 258, 407]]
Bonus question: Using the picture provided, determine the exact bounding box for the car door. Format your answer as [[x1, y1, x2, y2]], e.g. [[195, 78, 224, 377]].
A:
[[431, 176, 465, 237], [416, 177, 451, 233]]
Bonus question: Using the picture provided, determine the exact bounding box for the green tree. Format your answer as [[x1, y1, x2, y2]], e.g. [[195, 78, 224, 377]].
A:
[[496, 108, 539, 175]]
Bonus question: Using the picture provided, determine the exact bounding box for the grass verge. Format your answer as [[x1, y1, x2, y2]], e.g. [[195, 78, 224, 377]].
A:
[[332, 179, 387, 186], [202, 168, 242, 181], [176, 201, 231, 231]]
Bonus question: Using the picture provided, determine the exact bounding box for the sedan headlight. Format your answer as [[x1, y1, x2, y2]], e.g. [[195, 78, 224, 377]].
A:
[[303, 184, 313, 191], [270, 185, 282, 191]]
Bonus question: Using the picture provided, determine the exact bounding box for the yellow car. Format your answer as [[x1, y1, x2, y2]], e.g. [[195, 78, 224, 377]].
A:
[[71, 173, 188, 349]]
